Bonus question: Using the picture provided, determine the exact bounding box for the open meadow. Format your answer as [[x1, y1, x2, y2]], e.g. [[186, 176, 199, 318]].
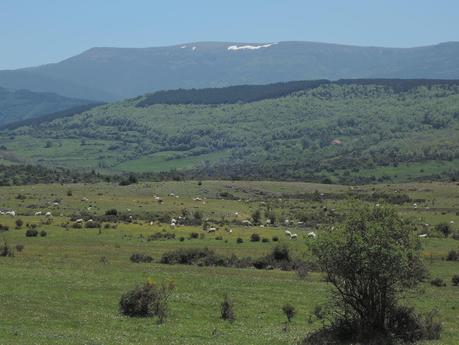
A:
[[0, 180, 458, 345]]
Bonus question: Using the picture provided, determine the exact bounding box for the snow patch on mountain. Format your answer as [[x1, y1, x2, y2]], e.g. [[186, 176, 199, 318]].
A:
[[227, 43, 276, 51]]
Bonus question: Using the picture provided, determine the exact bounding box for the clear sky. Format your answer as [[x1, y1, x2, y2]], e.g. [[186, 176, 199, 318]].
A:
[[1, 0, 458, 69]]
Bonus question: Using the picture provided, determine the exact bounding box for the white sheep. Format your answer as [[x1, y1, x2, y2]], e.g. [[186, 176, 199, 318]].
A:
[[45, 212, 52, 217], [285, 230, 292, 237], [290, 233, 298, 239], [308, 231, 317, 238], [419, 234, 428, 238], [207, 227, 216, 233], [34, 211, 42, 216]]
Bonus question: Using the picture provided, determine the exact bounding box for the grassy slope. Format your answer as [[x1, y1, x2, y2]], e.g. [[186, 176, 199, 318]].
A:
[[0, 180, 458, 344], [1, 83, 459, 181]]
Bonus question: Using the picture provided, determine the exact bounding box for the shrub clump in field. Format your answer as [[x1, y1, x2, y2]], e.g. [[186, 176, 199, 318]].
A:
[[39, 230, 47, 237], [119, 279, 175, 323], [452, 275, 459, 286], [435, 223, 451, 238], [15, 219, 23, 229], [0, 242, 14, 257], [236, 237, 243, 244], [446, 250, 458, 261], [250, 233, 261, 242], [282, 303, 296, 323], [25, 229, 38, 237], [430, 278, 446, 287], [15, 244, 24, 252], [220, 294, 235, 322], [130, 253, 153, 263]]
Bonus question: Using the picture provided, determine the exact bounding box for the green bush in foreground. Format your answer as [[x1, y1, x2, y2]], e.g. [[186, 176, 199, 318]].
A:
[[119, 280, 175, 323], [307, 203, 432, 344]]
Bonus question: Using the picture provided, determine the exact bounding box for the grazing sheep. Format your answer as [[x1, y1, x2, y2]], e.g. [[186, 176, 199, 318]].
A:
[[290, 233, 298, 239], [34, 211, 42, 216], [45, 212, 52, 217], [75, 219, 84, 223], [207, 227, 216, 233], [419, 234, 428, 238], [308, 231, 317, 238], [170, 223, 176, 228], [6, 210, 16, 217], [285, 230, 292, 237]]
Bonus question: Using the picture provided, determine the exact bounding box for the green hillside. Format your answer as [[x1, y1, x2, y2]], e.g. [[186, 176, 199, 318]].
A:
[[1, 80, 459, 183], [0, 87, 94, 126]]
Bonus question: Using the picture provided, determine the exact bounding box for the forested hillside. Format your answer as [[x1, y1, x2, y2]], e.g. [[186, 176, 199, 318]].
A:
[[0, 87, 93, 126], [1, 80, 459, 184]]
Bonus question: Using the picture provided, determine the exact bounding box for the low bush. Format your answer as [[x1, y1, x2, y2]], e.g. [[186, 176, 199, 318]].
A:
[[236, 237, 243, 244], [25, 229, 38, 237], [446, 250, 458, 261], [272, 236, 279, 242], [0, 242, 14, 257], [282, 303, 296, 323], [452, 275, 459, 286], [189, 232, 199, 239], [39, 230, 47, 237], [148, 232, 175, 241], [130, 253, 153, 263], [15, 219, 23, 228], [0, 224, 9, 232], [15, 244, 24, 252], [431, 278, 446, 287], [250, 233, 261, 242], [119, 280, 175, 323], [220, 294, 235, 322], [261, 238, 270, 243]]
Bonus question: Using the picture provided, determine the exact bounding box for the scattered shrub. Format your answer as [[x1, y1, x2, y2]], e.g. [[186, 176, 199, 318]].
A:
[[190, 232, 199, 239], [130, 253, 153, 263], [452, 275, 459, 286], [66, 190, 73, 196], [282, 303, 296, 323], [220, 294, 235, 322], [236, 237, 243, 244], [446, 250, 458, 261], [25, 229, 38, 237], [435, 223, 451, 238], [250, 233, 261, 242], [119, 280, 175, 323], [0, 224, 10, 232], [272, 236, 279, 242], [39, 230, 47, 237], [261, 238, 270, 243], [0, 242, 14, 257], [15, 219, 23, 228], [15, 244, 24, 252], [430, 278, 446, 287], [105, 208, 118, 216], [179, 237, 185, 242]]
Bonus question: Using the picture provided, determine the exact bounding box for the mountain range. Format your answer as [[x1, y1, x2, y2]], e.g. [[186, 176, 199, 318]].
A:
[[1, 41, 459, 101]]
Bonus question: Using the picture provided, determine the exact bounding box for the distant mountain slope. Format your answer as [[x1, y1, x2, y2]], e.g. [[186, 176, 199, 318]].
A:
[[0, 87, 96, 126], [1, 41, 459, 100], [1, 79, 459, 183]]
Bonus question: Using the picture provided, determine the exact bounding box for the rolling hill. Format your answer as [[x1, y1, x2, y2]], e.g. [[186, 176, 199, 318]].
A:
[[1, 79, 459, 184], [0, 86, 96, 126], [1, 41, 459, 100]]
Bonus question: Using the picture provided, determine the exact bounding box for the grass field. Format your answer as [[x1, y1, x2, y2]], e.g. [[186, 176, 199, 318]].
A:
[[0, 180, 458, 345]]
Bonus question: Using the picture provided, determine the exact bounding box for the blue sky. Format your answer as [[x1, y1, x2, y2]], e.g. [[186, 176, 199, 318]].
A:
[[1, 0, 458, 69]]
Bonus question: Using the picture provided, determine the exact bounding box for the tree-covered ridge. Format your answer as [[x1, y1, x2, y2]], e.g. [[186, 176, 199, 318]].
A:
[[137, 79, 459, 106], [1, 82, 459, 183]]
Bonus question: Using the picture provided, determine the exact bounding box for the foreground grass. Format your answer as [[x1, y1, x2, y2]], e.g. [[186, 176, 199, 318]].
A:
[[0, 180, 458, 344]]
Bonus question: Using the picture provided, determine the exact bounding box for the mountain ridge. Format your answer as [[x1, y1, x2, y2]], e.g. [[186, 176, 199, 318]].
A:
[[2, 41, 459, 101]]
